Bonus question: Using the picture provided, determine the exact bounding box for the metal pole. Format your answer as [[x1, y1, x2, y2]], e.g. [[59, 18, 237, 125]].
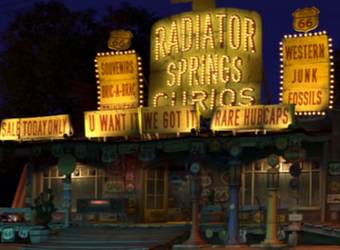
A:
[[174, 173, 210, 248], [224, 183, 242, 245], [62, 174, 71, 228], [262, 186, 280, 244], [223, 160, 246, 247], [182, 174, 207, 246]]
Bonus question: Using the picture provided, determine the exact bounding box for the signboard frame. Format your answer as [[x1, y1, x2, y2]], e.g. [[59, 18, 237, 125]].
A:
[[280, 32, 334, 116], [210, 104, 295, 132], [95, 50, 144, 110], [0, 114, 73, 141], [148, 8, 263, 119]]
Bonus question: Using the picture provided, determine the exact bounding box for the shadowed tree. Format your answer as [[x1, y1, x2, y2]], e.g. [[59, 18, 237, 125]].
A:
[[0, 1, 102, 118], [0, 1, 159, 119], [98, 2, 160, 94], [0, 1, 159, 206]]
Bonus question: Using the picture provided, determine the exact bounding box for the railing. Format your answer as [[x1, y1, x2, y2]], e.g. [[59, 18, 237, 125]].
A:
[[0, 206, 68, 228]]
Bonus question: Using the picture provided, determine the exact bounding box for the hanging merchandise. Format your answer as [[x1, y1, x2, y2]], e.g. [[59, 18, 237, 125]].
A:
[[106, 156, 125, 175], [139, 144, 155, 162], [75, 144, 87, 159], [289, 177, 300, 190], [289, 163, 301, 177]]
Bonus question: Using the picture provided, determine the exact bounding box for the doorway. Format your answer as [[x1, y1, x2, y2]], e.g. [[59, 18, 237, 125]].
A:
[[144, 164, 168, 222]]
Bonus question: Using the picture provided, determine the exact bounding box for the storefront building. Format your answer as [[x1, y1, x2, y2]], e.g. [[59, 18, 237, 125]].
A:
[[0, 1, 339, 244], [2, 112, 338, 227]]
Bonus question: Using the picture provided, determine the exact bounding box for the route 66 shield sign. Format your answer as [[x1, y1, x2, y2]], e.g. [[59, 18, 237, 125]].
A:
[[102, 145, 117, 163], [139, 144, 155, 162], [1, 226, 15, 242], [107, 29, 133, 51], [292, 7, 320, 33]]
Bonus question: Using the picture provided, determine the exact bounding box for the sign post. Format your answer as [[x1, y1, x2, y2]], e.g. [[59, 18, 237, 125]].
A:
[[287, 208, 303, 246], [173, 162, 210, 248], [58, 154, 76, 228], [224, 156, 245, 246], [251, 155, 289, 249]]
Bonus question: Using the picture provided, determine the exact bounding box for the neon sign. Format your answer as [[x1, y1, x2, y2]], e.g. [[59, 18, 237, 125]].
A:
[[95, 51, 144, 110], [149, 8, 263, 119], [280, 32, 333, 115]]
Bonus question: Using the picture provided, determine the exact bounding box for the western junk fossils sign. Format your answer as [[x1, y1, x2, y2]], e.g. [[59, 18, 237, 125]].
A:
[[280, 33, 332, 115]]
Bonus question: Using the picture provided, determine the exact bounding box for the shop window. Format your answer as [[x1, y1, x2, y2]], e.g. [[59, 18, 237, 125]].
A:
[[71, 178, 95, 208], [42, 165, 104, 211], [242, 159, 320, 208]]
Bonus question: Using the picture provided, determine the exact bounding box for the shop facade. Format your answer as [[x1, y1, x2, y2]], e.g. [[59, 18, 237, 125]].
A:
[[0, 1, 339, 245], [6, 117, 336, 227]]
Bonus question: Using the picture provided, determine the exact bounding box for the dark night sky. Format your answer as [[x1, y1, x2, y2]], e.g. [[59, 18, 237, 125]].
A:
[[60, 0, 340, 104], [0, 0, 339, 104]]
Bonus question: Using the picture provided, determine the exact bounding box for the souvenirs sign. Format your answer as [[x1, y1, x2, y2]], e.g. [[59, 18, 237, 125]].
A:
[[280, 33, 333, 115], [95, 50, 144, 110], [210, 104, 295, 132], [0, 114, 72, 141], [148, 7, 263, 119]]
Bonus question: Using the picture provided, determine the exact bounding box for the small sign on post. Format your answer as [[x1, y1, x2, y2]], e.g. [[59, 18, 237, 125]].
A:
[[292, 7, 320, 33], [327, 194, 340, 203], [329, 204, 340, 211], [289, 213, 303, 221], [1, 226, 15, 242], [58, 154, 76, 175]]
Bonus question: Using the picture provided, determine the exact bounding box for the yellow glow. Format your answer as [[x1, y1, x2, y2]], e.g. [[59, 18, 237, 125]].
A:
[[149, 8, 262, 119], [0, 115, 72, 141], [280, 33, 332, 115], [141, 105, 198, 134], [95, 52, 144, 110], [211, 104, 295, 131], [239, 87, 255, 106], [182, 17, 193, 52], [153, 92, 169, 107], [84, 109, 140, 138]]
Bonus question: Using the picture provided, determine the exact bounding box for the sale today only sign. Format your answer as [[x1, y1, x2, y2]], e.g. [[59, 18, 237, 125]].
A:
[[0, 114, 72, 141]]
